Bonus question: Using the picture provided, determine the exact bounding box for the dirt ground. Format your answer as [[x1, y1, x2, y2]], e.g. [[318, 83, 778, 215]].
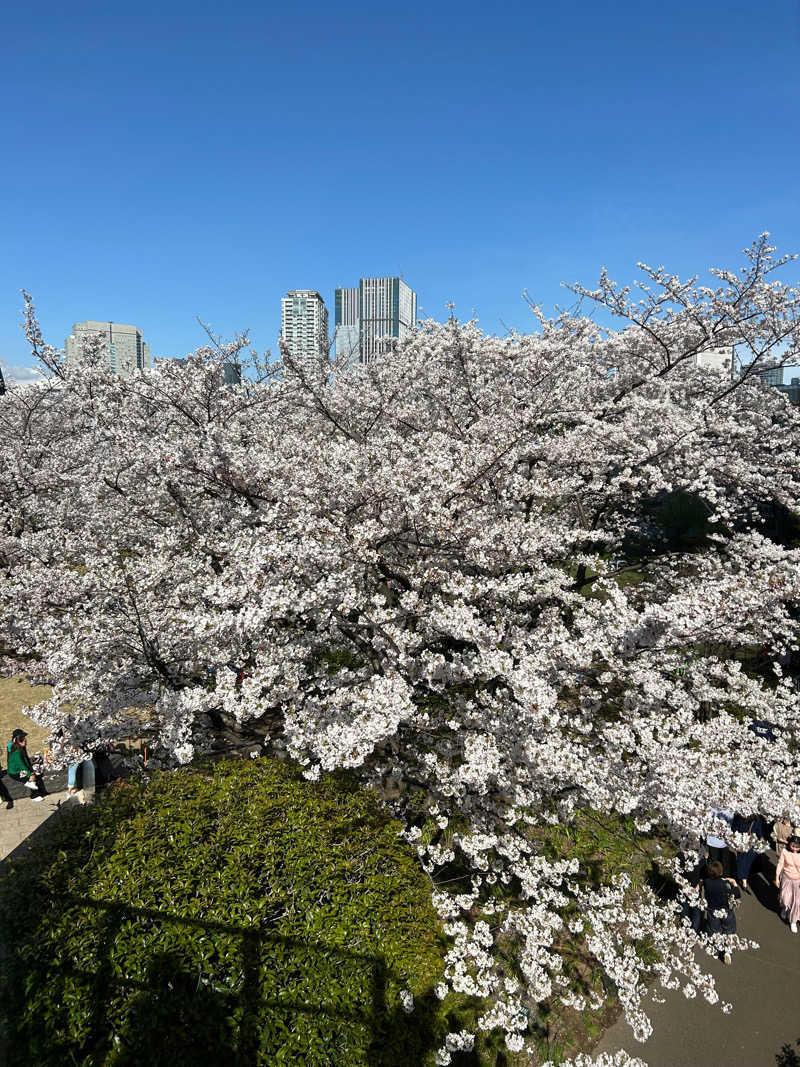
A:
[[0, 676, 53, 759], [0, 676, 156, 773]]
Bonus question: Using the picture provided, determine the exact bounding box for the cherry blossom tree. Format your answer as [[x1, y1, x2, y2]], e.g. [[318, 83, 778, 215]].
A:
[[1, 235, 799, 1062]]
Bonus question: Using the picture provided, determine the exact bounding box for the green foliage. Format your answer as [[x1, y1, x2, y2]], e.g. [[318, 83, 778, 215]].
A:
[[321, 647, 364, 673], [530, 808, 673, 894], [520, 810, 675, 1053], [0, 759, 456, 1066]]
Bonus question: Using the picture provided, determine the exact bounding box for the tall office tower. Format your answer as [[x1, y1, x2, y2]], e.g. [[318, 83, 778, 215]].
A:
[[776, 377, 800, 407], [334, 277, 417, 365], [65, 321, 152, 377], [280, 290, 329, 365], [334, 286, 360, 365]]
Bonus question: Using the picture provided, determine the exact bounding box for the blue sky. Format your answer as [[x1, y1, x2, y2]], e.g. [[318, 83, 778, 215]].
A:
[[1, 0, 799, 383]]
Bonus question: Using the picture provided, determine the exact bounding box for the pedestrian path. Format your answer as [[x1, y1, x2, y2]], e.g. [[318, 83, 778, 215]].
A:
[[594, 861, 800, 1067], [0, 789, 73, 863]]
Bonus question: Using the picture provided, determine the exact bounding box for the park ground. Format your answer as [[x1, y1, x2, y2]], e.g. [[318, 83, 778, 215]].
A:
[[595, 858, 800, 1066], [0, 675, 53, 754]]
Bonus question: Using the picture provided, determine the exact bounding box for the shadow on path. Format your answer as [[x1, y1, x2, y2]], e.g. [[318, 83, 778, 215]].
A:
[[749, 857, 781, 915], [594, 859, 800, 1067]]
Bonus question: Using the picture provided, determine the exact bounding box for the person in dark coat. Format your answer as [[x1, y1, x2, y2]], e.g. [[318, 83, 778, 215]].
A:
[[0, 751, 13, 809], [91, 743, 119, 788], [703, 859, 741, 964]]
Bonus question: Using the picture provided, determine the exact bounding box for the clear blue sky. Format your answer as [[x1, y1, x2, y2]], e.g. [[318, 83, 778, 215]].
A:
[[1, 0, 799, 383]]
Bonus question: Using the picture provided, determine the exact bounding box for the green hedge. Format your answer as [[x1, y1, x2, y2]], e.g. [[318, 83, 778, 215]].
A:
[[0, 758, 457, 1066]]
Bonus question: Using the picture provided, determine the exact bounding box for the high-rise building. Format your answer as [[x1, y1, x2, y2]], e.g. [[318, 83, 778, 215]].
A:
[[334, 277, 417, 365], [221, 361, 242, 386], [65, 321, 151, 377], [333, 286, 360, 365], [776, 377, 800, 407], [693, 346, 786, 386], [750, 363, 783, 387], [280, 290, 329, 365], [730, 347, 784, 387]]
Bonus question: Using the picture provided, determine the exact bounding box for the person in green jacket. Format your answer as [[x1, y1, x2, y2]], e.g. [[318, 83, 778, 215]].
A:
[[7, 730, 47, 801]]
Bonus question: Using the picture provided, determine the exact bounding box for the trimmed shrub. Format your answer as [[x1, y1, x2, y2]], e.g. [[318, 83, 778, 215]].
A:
[[0, 758, 456, 1066]]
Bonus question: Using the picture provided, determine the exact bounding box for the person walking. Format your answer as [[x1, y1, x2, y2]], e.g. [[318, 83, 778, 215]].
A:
[[731, 811, 766, 892], [703, 859, 741, 964], [772, 812, 797, 857], [706, 807, 736, 878], [775, 835, 800, 933], [6, 730, 47, 801]]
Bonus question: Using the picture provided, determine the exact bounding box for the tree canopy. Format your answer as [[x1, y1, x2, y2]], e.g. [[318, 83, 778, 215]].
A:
[[1, 235, 799, 1062]]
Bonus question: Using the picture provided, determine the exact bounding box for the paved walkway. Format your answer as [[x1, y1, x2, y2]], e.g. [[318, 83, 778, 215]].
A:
[[0, 776, 95, 1067], [595, 858, 800, 1067], [0, 766, 94, 864], [2, 790, 64, 859], [0, 788, 78, 863]]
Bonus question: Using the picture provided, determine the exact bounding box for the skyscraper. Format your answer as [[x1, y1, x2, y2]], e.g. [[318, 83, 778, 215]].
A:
[[65, 321, 151, 377], [334, 277, 417, 365], [280, 290, 329, 365], [333, 286, 360, 366], [776, 377, 800, 407]]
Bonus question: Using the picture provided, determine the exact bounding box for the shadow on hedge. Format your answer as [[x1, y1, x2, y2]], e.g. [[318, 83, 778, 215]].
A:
[[0, 759, 481, 1065], [0, 764, 482, 1065], [30, 893, 449, 1066]]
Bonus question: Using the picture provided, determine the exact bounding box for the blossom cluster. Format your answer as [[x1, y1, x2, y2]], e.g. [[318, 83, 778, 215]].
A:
[[1, 237, 799, 1059]]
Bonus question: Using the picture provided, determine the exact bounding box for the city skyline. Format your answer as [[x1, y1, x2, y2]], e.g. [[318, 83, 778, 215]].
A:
[[1, 2, 799, 385], [5, 294, 799, 390], [13, 272, 420, 377]]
